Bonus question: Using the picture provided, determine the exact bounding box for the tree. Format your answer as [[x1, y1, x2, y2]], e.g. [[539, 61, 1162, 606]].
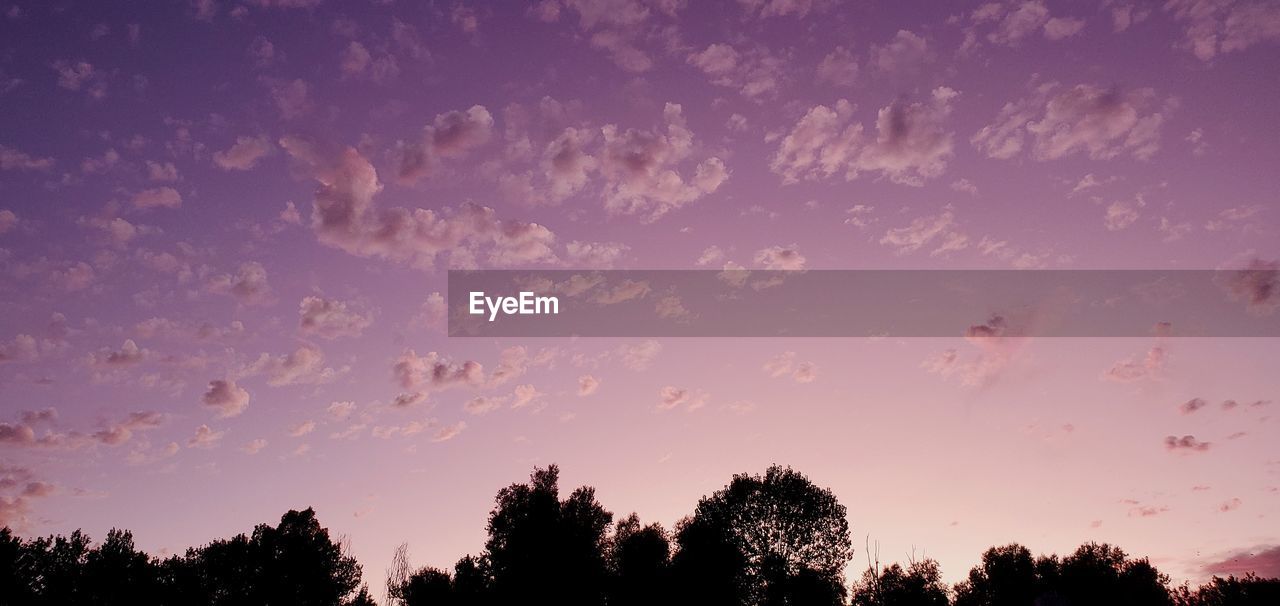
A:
[[1056, 543, 1171, 606], [1174, 574, 1280, 606], [451, 555, 492, 606], [953, 544, 1055, 606], [483, 465, 612, 605], [153, 508, 364, 605], [608, 514, 671, 606], [22, 529, 92, 604], [0, 526, 37, 604], [81, 529, 158, 604], [672, 465, 852, 606], [392, 567, 454, 606], [851, 559, 950, 606]]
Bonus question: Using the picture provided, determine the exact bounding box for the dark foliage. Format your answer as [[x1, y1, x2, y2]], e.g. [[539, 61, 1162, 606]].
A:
[[1, 508, 368, 606], [851, 559, 950, 606], [4, 466, 1278, 606]]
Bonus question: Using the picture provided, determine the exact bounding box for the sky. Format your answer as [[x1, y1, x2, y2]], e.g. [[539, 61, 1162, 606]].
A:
[[2, 0, 1280, 597]]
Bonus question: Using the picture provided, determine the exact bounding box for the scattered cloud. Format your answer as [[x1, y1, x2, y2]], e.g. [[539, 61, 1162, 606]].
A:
[[772, 87, 957, 186]]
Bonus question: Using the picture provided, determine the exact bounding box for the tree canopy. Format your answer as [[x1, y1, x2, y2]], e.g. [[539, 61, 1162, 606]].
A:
[[3, 465, 1278, 606]]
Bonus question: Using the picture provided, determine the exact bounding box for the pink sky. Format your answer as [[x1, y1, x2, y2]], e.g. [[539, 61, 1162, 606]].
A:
[[1, 0, 1279, 598]]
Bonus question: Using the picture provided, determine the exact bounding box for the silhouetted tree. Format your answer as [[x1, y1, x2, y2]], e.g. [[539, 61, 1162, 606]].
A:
[[21, 529, 92, 604], [152, 508, 365, 605], [484, 465, 612, 605], [671, 513, 748, 606], [1173, 574, 1280, 605], [953, 544, 1056, 606], [6, 467, 1280, 606], [392, 566, 454, 606], [851, 559, 950, 606], [608, 513, 671, 606], [81, 529, 158, 604], [1056, 543, 1172, 606], [451, 555, 493, 606], [672, 465, 852, 606]]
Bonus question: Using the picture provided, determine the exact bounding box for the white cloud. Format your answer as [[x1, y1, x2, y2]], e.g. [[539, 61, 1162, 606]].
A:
[[772, 87, 957, 186], [973, 83, 1168, 161]]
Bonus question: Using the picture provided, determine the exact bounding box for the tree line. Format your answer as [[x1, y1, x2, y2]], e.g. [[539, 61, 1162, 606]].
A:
[[2, 464, 1277, 605]]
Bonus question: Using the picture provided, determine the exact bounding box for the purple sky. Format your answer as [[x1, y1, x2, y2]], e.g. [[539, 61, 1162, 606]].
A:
[[2, 0, 1280, 597]]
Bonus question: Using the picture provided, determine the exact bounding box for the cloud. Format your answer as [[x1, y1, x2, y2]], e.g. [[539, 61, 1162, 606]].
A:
[[658, 385, 707, 411], [739, 0, 818, 19], [599, 103, 728, 221], [964, 1, 1085, 48], [1165, 0, 1280, 61], [393, 105, 494, 185], [51, 59, 106, 98], [1127, 504, 1169, 518], [288, 420, 316, 437], [753, 246, 806, 270], [327, 401, 358, 421], [243, 438, 268, 454], [0, 465, 56, 529], [267, 78, 311, 119], [618, 340, 661, 370], [589, 30, 653, 72], [543, 127, 598, 201], [339, 41, 399, 83], [206, 261, 274, 306], [146, 161, 179, 182], [464, 396, 505, 415], [1204, 545, 1280, 578], [696, 246, 725, 266], [412, 292, 447, 331], [1164, 434, 1211, 452], [1104, 196, 1145, 231], [763, 352, 818, 383], [391, 389, 427, 407], [87, 339, 147, 368], [816, 46, 858, 87], [687, 43, 785, 99], [248, 344, 341, 386], [879, 210, 968, 256], [201, 379, 250, 418], [578, 374, 600, 396], [0, 145, 55, 171], [0, 210, 17, 234], [870, 30, 931, 74], [393, 349, 484, 392], [565, 241, 628, 268], [19, 409, 57, 424], [92, 411, 164, 446], [432, 421, 466, 442], [1180, 397, 1208, 415], [924, 315, 1028, 387], [132, 187, 183, 209], [535, 0, 669, 72], [187, 424, 224, 449], [298, 296, 373, 339], [1204, 205, 1262, 232], [1043, 16, 1086, 40], [1219, 258, 1278, 315], [283, 137, 558, 269], [972, 83, 1168, 161], [511, 384, 543, 409], [213, 135, 274, 170], [772, 87, 957, 186]]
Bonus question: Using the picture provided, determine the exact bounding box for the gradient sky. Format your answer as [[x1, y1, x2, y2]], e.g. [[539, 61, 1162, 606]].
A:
[[2, 0, 1280, 598]]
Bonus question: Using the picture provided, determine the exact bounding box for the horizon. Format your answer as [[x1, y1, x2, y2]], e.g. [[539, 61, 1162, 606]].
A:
[[1, 0, 1278, 602]]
